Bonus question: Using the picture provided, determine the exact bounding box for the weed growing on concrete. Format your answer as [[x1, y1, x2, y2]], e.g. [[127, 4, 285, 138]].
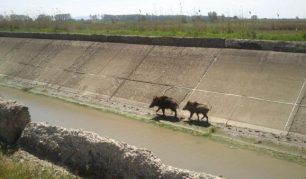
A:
[[21, 87, 33, 92], [209, 126, 216, 134]]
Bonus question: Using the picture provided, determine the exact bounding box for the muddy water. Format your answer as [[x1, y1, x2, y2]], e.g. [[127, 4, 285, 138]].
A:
[[1, 86, 306, 179]]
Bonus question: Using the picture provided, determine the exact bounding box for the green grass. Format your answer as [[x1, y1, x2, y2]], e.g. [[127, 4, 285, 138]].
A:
[[21, 87, 33, 92], [0, 148, 75, 179], [1, 19, 306, 41]]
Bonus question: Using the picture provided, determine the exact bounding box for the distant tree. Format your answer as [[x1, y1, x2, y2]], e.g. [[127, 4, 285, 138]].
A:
[[192, 9, 203, 22], [220, 14, 226, 21], [9, 14, 32, 21], [208, 11, 218, 22], [296, 16, 299, 20], [0, 15, 4, 21], [180, 15, 188, 23], [233, 16, 239, 20], [111, 16, 119, 24], [89, 14, 99, 21], [54, 14, 71, 21], [103, 14, 119, 23], [36, 14, 53, 21], [251, 15, 258, 20]]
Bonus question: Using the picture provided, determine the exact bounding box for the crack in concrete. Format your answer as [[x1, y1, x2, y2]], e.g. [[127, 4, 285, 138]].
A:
[[0, 38, 28, 61], [179, 49, 221, 105], [15, 40, 55, 76], [109, 46, 156, 99], [284, 78, 306, 133], [0, 70, 303, 107], [96, 45, 127, 75]]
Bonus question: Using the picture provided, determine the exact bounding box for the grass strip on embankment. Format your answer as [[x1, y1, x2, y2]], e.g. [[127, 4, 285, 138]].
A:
[[1, 19, 306, 42], [0, 145, 77, 179]]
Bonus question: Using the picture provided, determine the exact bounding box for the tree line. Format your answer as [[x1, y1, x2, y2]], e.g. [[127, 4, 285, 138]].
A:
[[0, 14, 72, 22], [0, 12, 258, 23]]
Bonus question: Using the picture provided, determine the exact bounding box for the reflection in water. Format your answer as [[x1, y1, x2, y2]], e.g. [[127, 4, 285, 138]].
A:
[[0, 85, 306, 179]]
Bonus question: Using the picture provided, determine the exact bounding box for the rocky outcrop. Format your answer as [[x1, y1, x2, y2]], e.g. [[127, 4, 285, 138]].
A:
[[0, 98, 31, 144], [19, 122, 220, 179]]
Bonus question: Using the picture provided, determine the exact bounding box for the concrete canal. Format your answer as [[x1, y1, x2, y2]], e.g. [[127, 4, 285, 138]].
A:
[[1, 85, 306, 179]]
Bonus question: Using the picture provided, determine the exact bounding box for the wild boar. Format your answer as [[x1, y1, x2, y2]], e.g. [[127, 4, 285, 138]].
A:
[[183, 101, 210, 122], [149, 96, 178, 118]]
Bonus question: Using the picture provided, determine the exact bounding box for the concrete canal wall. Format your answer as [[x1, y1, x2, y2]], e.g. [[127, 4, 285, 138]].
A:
[[0, 34, 305, 136]]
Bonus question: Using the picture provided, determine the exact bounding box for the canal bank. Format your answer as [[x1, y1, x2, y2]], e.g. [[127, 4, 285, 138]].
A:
[[0, 37, 305, 159], [0, 96, 219, 179], [1, 80, 306, 160], [0, 35, 305, 138], [1, 85, 306, 179], [0, 34, 306, 177]]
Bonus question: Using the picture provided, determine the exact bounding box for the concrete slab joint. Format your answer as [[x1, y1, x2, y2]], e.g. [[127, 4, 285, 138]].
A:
[[284, 78, 306, 132]]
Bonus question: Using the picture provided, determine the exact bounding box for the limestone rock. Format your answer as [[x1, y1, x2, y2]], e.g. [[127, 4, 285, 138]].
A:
[[20, 122, 220, 179], [0, 98, 31, 144]]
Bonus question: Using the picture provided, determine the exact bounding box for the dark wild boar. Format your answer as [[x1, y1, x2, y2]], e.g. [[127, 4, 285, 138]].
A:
[[149, 96, 178, 118], [183, 101, 211, 122]]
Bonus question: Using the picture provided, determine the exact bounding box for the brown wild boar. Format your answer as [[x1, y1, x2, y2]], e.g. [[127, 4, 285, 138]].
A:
[[183, 101, 210, 122], [149, 96, 178, 117]]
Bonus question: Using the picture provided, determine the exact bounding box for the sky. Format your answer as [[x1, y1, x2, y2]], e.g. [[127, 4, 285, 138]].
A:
[[0, 0, 306, 19]]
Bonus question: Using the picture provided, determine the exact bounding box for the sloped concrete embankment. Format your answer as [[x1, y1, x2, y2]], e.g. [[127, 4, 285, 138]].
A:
[[0, 98, 219, 179], [0, 36, 305, 138]]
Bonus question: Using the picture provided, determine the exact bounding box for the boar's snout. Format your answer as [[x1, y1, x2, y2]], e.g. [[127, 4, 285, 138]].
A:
[[149, 103, 154, 108], [149, 96, 158, 108]]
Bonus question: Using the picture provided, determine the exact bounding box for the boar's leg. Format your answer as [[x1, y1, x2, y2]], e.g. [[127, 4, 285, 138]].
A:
[[156, 107, 161, 113], [170, 107, 177, 118], [197, 113, 200, 120], [205, 114, 209, 122], [162, 108, 165, 116], [189, 112, 194, 119], [201, 113, 205, 120], [173, 109, 177, 118]]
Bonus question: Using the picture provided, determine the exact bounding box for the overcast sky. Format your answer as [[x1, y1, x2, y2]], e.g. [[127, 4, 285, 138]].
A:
[[1, 0, 305, 19]]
